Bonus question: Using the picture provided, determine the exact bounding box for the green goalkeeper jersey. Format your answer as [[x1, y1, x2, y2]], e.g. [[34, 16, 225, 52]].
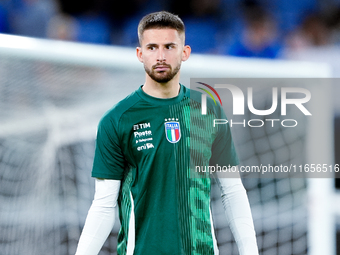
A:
[[92, 84, 239, 255]]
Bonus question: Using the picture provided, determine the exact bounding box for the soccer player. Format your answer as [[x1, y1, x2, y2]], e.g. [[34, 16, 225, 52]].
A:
[[75, 11, 258, 255]]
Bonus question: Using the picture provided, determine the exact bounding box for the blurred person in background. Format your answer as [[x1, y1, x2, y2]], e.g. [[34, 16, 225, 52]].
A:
[[55, 0, 111, 44], [325, 7, 340, 45], [47, 13, 78, 41], [225, 0, 282, 59], [285, 12, 331, 51], [8, 0, 56, 38]]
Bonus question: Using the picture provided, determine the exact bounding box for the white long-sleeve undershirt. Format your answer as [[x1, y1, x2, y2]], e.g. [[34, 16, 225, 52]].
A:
[[75, 176, 258, 255], [75, 179, 120, 255], [215, 176, 259, 255]]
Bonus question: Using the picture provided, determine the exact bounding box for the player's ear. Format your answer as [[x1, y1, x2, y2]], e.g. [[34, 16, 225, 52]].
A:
[[136, 47, 143, 63], [182, 45, 191, 62]]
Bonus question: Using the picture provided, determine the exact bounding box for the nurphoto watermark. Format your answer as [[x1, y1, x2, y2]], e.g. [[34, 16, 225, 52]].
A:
[[190, 78, 334, 178]]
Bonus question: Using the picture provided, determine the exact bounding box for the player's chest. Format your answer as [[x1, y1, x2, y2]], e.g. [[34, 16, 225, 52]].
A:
[[119, 107, 216, 164], [127, 117, 186, 156]]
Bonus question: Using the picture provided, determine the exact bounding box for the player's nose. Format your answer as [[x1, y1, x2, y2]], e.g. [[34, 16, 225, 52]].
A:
[[156, 48, 166, 62]]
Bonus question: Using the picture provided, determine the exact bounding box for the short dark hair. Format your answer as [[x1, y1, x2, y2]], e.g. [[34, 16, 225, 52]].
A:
[[138, 11, 185, 45]]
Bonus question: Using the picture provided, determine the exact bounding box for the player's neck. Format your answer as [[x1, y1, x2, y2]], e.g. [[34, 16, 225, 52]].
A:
[[142, 74, 181, 99]]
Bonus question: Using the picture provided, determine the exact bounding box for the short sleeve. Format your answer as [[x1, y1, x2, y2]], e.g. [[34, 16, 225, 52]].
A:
[[209, 106, 239, 167], [91, 116, 127, 180]]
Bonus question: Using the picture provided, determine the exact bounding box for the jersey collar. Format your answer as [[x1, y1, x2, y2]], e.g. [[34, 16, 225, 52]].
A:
[[137, 84, 186, 105]]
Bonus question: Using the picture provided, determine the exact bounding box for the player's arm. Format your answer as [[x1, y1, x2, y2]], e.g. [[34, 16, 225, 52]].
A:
[[208, 101, 258, 254], [215, 170, 259, 255], [75, 178, 120, 255]]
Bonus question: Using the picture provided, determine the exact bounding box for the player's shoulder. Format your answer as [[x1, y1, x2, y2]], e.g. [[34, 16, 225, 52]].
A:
[[185, 86, 224, 117], [185, 86, 201, 103], [100, 88, 141, 126]]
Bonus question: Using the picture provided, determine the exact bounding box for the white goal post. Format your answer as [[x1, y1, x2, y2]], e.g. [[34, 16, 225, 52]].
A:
[[0, 33, 334, 255]]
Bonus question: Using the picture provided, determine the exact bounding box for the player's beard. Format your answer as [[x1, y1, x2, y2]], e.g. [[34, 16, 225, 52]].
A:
[[144, 62, 181, 83]]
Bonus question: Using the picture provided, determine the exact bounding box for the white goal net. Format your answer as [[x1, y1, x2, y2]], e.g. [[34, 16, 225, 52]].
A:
[[0, 33, 334, 255]]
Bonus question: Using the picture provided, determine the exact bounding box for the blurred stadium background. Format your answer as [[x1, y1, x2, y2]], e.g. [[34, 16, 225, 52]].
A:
[[0, 0, 340, 254]]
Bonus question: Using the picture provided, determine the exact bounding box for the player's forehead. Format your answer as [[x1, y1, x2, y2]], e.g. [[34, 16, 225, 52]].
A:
[[140, 28, 184, 46]]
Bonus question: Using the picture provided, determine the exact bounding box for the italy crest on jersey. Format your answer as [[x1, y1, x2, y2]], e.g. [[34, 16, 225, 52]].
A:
[[164, 120, 181, 143]]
